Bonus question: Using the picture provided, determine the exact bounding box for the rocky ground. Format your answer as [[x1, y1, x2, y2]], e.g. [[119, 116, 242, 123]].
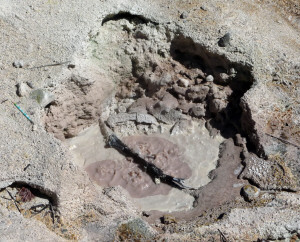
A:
[[0, 0, 299, 241]]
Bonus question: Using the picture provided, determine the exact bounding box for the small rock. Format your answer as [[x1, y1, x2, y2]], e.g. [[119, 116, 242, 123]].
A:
[[161, 92, 179, 110], [200, 6, 208, 11], [16, 82, 31, 97], [209, 99, 227, 113], [178, 100, 194, 114], [67, 64, 75, 69], [195, 78, 204, 85], [151, 107, 185, 125], [180, 11, 188, 19], [162, 215, 177, 224], [26, 81, 34, 89], [178, 78, 190, 87], [218, 33, 231, 47], [13, 60, 24, 68], [206, 75, 214, 82], [30, 89, 55, 108], [136, 113, 158, 125], [172, 85, 187, 96], [209, 85, 232, 99], [241, 185, 260, 202], [216, 73, 230, 84], [32, 124, 37, 131], [191, 103, 206, 117], [170, 119, 193, 135], [118, 105, 127, 113], [159, 72, 173, 86], [118, 218, 154, 240], [187, 85, 210, 102], [106, 113, 136, 127], [229, 68, 237, 75]]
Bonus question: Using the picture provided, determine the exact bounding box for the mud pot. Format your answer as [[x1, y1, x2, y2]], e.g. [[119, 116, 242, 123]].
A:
[[43, 13, 293, 229]]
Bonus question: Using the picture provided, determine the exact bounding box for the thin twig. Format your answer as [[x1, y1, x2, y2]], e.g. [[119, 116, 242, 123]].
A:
[[0, 196, 12, 201], [28, 61, 70, 69], [23, 164, 31, 171], [49, 203, 55, 224], [1, 99, 8, 104], [265, 133, 300, 149], [6, 189, 21, 213], [30, 204, 49, 218], [218, 229, 228, 242]]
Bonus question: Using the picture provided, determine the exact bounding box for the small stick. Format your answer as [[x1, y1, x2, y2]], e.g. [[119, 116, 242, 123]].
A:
[[24, 164, 31, 171], [265, 133, 300, 149], [30, 204, 49, 218], [99, 118, 193, 190], [0, 196, 12, 201], [49, 203, 55, 224], [1, 99, 8, 104], [218, 229, 228, 242], [13, 102, 34, 124], [6, 189, 21, 213], [28, 61, 70, 70]]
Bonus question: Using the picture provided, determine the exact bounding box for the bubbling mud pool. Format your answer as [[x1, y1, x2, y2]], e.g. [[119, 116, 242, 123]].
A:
[[66, 121, 223, 212]]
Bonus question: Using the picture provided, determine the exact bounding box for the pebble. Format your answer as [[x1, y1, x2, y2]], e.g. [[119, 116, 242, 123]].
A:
[[178, 100, 194, 114], [191, 103, 206, 118], [216, 73, 230, 84], [173, 85, 187, 96], [30, 89, 55, 108], [162, 215, 177, 224], [229, 68, 237, 75], [187, 85, 209, 102], [13, 60, 24, 68], [200, 6, 208, 11], [16, 82, 31, 97], [209, 99, 227, 113], [118, 105, 127, 113], [178, 78, 189, 87], [26, 81, 34, 89], [180, 11, 188, 19], [218, 33, 231, 47], [241, 185, 260, 201], [32, 124, 37, 131], [206, 75, 214, 82]]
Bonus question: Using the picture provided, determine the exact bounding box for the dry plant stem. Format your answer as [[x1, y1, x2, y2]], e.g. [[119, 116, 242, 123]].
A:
[[6, 189, 21, 213], [99, 118, 192, 190], [265, 133, 300, 149], [49, 203, 55, 224], [218, 229, 228, 242], [30, 204, 49, 218], [28, 61, 70, 69]]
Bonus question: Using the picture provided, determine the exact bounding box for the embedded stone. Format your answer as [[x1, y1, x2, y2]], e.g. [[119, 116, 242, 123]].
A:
[[209, 99, 227, 113], [178, 78, 190, 87], [241, 185, 260, 201], [187, 85, 209, 102], [172, 85, 187, 96], [191, 103, 206, 117], [206, 75, 214, 82]]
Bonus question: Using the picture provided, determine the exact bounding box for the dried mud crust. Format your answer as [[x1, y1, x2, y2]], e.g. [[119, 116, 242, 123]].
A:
[[43, 13, 298, 228]]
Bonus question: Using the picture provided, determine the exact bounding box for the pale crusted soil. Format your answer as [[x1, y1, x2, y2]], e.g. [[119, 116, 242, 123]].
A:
[[0, 0, 299, 241]]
